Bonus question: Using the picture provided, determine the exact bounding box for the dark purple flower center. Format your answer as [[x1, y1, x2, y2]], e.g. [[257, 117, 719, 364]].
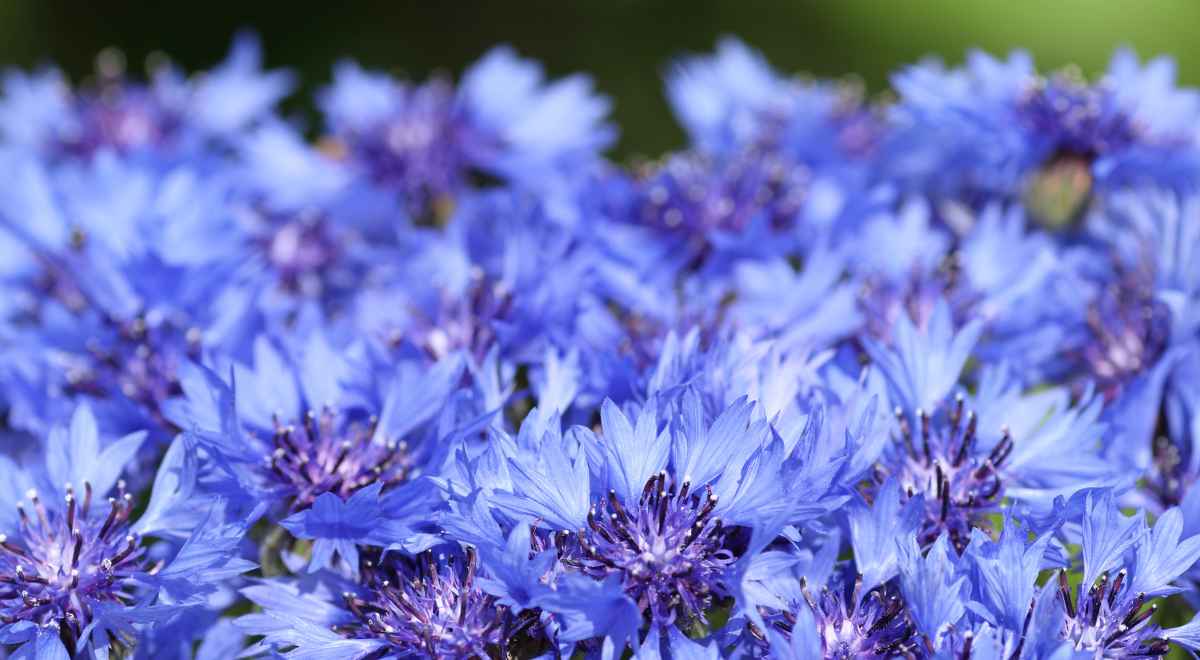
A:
[[19, 233, 196, 434], [1020, 76, 1139, 161], [1079, 276, 1171, 400], [1056, 569, 1170, 655], [258, 212, 344, 298], [337, 549, 527, 658], [260, 408, 414, 513], [340, 80, 494, 218], [873, 397, 1011, 551], [0, 482, 147, 651], [751, 577, 915, 659], [64, 315, 198, 433], [58, 83, 179, 159], [560, 472, 734, 625], [399, 272, 513, 362], [856, 256, 962, 343], [635, 150, 808, 239]]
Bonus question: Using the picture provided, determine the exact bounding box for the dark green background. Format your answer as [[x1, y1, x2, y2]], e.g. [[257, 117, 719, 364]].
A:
[[7, 1, 1200, 158]]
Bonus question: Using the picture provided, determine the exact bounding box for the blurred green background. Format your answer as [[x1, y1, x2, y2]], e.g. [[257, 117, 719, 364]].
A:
[[4, 0, 1200, 159]]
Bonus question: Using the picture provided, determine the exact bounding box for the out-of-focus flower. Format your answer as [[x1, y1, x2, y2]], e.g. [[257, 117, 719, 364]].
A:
[[0, 33, 291, 166], [319, 47, 613, 220]]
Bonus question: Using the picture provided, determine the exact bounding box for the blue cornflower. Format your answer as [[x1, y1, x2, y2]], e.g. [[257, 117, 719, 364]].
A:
[[0, 405, 253, 658], [749, 485, 922, 658], [847, 199, 957, 342], [862, 301, 1120, 548], [844, 199, 1070, 366], [0, 33, 291, 166], [490, 400, 739, 627], [165, 332, 463, 569], [727, 513, 920, 658], [607, 38, 885, 273], [1058, 192, 1200, 475], [0, 152, 243, 443], [203, 120, 362, 323], [666, 37, 881, 167], [1052, 494, 1193, 654], [887, 49, 1200, 225], [946, 491, 1200, 657], [756, 574, 918, 658], [1149, 351, 1200, 515], [318, 47, 613, 219], [450, 387, 856, 654], [238, 543, 544, 659], [353, 188, 606, 376]]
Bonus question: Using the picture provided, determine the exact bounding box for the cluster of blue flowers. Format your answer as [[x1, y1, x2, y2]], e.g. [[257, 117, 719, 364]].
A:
[[2, 33, 1200, 659]]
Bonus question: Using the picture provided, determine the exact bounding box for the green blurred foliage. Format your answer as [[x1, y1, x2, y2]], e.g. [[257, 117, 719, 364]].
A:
[[2, 1, 1199, 158]]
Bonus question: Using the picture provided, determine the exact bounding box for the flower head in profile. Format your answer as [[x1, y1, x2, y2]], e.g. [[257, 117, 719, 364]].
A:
[[666, 37, 881, 165], [0, 33, 291, 165], [319, 47, 613, 219]]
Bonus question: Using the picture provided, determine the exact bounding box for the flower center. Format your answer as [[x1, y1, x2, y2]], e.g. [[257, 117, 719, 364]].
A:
[[749, 577, 916, 659], [260, 408, 414, 512], [397, 273, 513, 362], [636, 151, 808, 239], [856, 256, 961, 343], [564, 472, 734, 625], [874, 398, 1011, 551], [1081, 276, 1171, 399], [64, 315, 199, 433], [1057, 569, 1169, 655], [0, 482, 147, 650], [59, 86, 178, 158], [261, 214, 342, 298], [342, 80, 484, 218], [1020, 77, 1138, 160], [336, 549, 526, 657]]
